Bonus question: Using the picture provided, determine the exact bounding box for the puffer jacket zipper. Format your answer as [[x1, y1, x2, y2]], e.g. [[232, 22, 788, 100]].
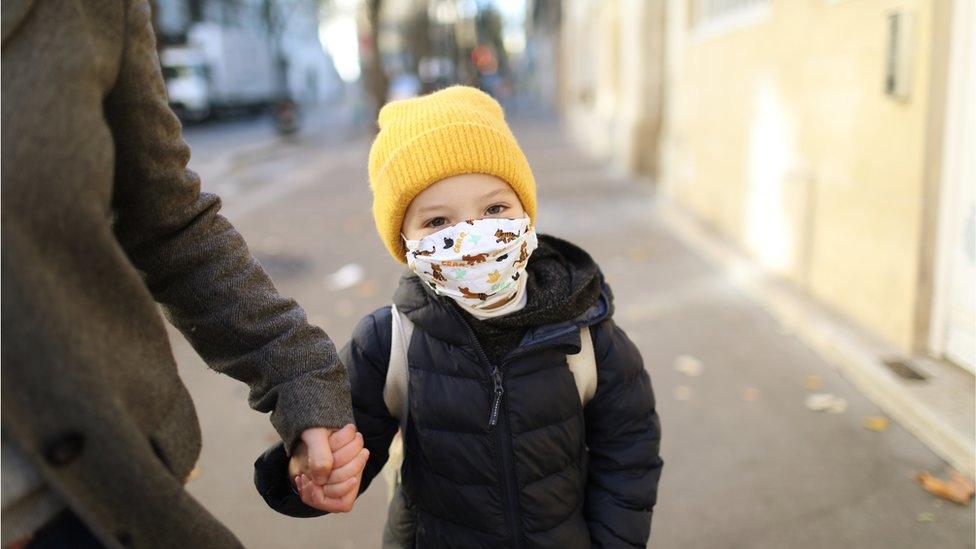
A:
[[492, 369, 522, 549], [448, 306, 524, 549], [489, 366, 504, 427]]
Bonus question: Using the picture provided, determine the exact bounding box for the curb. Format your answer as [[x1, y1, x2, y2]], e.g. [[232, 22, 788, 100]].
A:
[[655, 199, 976, 479]]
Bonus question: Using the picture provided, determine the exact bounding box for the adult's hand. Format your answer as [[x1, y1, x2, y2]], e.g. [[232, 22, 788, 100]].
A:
[[289, 424, 370, 512], [290, 425, 344, 485]]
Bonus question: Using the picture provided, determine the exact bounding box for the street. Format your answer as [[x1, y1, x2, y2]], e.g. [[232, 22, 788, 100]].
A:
[[169, 111, 976, 548]]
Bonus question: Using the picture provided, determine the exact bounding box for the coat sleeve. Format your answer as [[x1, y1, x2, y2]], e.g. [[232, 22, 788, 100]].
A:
[[583, 320, 663, 547], [102, 0, 352, 451], [254, 308, 400, 516]]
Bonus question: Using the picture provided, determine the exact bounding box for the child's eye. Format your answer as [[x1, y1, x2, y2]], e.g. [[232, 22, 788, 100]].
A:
[[485, 204, 507, 216], [425, 217, 448, 228]]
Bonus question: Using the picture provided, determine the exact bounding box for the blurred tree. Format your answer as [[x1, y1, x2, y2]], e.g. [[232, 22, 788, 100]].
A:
[[404, 2, 432, 78], [475, 6, 508, 78], [188, 0, 205, 21], [263, 0, 320, 100], [529, 0, 560, 31], [362, 0, 389, 117]]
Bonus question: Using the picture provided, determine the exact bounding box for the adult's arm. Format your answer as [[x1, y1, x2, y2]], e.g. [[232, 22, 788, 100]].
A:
[[103, 0, 352, 450], [255, 308, 399, 516]]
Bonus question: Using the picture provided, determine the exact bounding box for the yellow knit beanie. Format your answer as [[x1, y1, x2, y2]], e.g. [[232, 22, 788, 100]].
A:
[[368, 86, 537, 262]]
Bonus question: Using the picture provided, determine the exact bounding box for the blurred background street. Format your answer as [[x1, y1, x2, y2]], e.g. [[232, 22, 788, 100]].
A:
[[154, 0, 975, 547]]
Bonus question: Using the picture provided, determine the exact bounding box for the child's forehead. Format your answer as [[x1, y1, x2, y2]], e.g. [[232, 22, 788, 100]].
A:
[[412, 174, 518, 205]]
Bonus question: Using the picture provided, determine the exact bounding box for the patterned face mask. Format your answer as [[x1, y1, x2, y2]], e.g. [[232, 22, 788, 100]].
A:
[[404, 216, 538, 310]]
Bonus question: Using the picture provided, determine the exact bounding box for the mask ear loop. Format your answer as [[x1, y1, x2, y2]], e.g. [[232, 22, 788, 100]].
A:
[[401, 233, 419, 265], [401, 233, 421, 248]]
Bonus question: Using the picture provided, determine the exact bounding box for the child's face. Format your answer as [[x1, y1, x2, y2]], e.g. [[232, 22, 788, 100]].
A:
[[401, 174, 526, 240]]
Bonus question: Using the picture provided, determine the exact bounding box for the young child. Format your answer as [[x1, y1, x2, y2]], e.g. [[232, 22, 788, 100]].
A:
[[255, 86, 662, 547]]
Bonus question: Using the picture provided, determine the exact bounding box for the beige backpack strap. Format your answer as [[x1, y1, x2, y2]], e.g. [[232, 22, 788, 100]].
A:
[[382, 305, 414, 522], [384, 304, 413, 427], [567, 326, 598, 405]]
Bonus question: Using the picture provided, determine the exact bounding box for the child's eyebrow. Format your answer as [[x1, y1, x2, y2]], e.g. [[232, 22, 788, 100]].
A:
[[481, 188, 511, 200], [414, 204, 449, 215]]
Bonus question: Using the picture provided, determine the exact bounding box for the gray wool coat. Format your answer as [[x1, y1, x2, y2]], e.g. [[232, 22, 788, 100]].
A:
[[1, 0, 353, 546]]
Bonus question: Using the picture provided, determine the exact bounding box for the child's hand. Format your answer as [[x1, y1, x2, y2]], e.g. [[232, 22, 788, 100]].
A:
[[289, 425, 351, 484], [289, 424, 370, 513]]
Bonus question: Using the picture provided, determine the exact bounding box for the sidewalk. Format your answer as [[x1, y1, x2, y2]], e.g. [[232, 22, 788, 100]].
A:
[[170, 112, 975, 548], [519, 115, 974, 548]]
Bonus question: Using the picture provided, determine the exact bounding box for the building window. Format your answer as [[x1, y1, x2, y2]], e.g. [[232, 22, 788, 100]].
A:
[[691, 0, 771, 39]]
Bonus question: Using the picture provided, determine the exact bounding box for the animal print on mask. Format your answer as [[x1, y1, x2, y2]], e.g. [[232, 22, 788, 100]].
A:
[[459, 287, 488, 300], [515, 241, 529, 266], [431, 264, 447, 281], [495, 228, 518, 243], [462, 253, 489, 265]]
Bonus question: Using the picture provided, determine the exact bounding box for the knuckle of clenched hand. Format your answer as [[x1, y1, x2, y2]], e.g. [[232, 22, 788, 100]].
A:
[[310, 466, 329, 478]]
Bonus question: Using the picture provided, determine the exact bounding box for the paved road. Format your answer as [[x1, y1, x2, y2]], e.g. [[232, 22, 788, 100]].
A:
[[171, 112, 975, 548]]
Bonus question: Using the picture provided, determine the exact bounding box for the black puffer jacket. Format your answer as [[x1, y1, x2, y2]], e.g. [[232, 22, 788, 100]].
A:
[[256, 237, 663, 548]]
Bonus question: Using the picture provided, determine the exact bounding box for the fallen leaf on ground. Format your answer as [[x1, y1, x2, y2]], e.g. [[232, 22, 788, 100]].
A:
[[740, 387, 761, 402], [803, 374, 823, 390], [916, 512, 936, 522], [355, 279, 379, 298], [325, 263, 365, 291], [674, 355, 703, 377], [628, 247, 650, 262], [916, 470, 976, 505], [673, 385, 692, 401], [952, 470, 976, 492], [861, 416, 890, 432], [805, 393, 848, 413]]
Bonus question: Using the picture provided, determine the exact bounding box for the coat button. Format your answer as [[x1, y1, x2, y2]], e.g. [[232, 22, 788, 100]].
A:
[[43, 432, 85, 467]]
